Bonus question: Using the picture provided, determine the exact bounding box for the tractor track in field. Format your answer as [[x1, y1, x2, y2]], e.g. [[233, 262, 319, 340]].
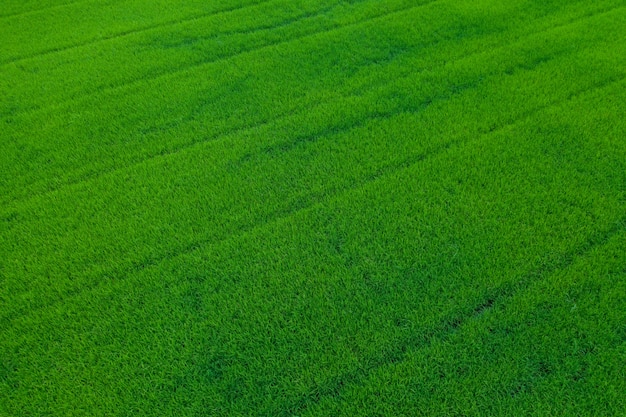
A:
[[0, 0, 424, 66], [2, 74, 623, 331], [0, 0, 430, 114], [276, 215, 626, 416], [3, 1, 626, 413], [0, 0, 275, 65], [5, 1, 621, 121], [0, 0, 369, 117], [3, 3, 623, 210]]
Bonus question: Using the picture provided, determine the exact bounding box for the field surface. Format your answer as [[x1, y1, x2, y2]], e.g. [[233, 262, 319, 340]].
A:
[[1, 0, 625, 415]]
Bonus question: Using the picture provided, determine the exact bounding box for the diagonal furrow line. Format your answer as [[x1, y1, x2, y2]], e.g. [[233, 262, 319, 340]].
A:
[[4, 0, 432, 114], [278, 215, 626, 417], [240, 44, 575, 163], [4, 3, 620, 211], [0, 0, 275, 65], [3, 73, 621, 330], [0, 100, 318, 211], [200, 1, 338, 40], [6, 0, 620, 117], [0, 0, 430, 67], [233, 71, 491, 165], [0, 0, 448, 208], [0, 0, 92, 19], [5, 0, 358, 118], [114, 73, 626, 268]]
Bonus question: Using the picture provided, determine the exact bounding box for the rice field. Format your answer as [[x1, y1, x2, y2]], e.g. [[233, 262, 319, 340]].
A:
[[1, 0, 625, 415]]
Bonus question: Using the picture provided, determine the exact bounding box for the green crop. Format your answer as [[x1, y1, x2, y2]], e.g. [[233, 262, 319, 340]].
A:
[[1, 0, 624, 415]]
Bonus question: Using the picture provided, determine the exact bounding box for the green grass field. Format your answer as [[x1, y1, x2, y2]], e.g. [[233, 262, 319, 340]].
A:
[[1, 0, 625, 415]]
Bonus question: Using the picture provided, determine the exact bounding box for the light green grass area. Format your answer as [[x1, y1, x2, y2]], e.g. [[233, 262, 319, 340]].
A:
[[1, 0, 625, 415]]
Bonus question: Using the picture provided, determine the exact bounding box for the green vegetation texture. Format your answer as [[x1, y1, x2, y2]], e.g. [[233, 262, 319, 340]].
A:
[[1, 0, 625, 415]]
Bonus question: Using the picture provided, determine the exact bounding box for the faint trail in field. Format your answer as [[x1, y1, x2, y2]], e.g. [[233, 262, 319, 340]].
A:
[[2, 0, 431, 115], [0, 0, 274, 65], [277, 217, 626, 416], [3, 4, 620, 211], [4, 0, 621, 118], [0, 0, 94, 19], [2, 74, 622, 330], [4, 0, 360, 116], [0, 0, 449, 206], [1, 0, 425, 67]]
